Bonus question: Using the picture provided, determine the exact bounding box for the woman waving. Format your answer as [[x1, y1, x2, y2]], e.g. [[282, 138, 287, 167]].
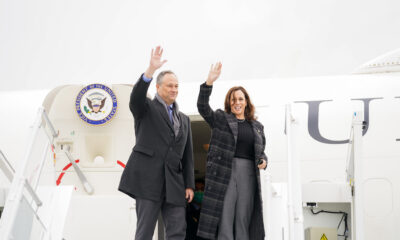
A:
[[197, 62, 267, 240]]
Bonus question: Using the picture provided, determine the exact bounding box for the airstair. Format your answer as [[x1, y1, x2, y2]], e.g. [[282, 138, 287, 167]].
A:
[[0, 108, 73, 240]]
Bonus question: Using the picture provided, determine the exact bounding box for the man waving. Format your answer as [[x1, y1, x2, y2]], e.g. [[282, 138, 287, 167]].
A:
[[119, 46, 194, 240]]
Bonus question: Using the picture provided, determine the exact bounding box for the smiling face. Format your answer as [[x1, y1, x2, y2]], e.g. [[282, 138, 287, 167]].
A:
[[156, 73, 179, 105], [230, 90, 247, 119]]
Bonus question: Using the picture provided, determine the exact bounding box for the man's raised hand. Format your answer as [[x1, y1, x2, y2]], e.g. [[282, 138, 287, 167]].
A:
[[205, 62, 222, 86], [145, 46, 168, 79]]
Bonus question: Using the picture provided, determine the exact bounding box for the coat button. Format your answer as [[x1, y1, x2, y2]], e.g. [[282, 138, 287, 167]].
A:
[[169, 147, 173, 151], [208, 186, 212, 190], [217, 156, 221, 160], [213, 171, 217, 175]]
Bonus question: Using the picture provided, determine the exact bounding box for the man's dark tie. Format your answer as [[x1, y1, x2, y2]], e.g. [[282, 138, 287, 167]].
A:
[[168, 106, 174, 125]]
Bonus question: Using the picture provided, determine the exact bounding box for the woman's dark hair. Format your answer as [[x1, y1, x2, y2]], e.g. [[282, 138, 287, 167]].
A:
[[224, 86, 256, 121]]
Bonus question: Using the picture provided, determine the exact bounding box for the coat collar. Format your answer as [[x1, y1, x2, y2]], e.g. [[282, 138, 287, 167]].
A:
[[153, 98, 174, 132], [175, 112, 184, 140], [251, 121, 264, 160], [153, 98, 183, 139], [224, 112, 238, 143]]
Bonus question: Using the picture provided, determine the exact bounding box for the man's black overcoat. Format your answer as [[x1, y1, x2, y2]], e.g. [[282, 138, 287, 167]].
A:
[[118, 75, 194, 206]]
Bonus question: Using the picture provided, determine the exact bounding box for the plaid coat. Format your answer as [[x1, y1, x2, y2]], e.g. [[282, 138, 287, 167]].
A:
[[197, 83, 267, 240]]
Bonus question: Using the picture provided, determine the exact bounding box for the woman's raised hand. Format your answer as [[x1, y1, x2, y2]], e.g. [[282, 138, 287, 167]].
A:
[[206, 62, 222, 86]]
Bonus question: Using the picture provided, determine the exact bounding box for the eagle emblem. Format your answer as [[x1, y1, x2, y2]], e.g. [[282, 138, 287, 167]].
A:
[[75, 84, 118, 125], [86, 93, 106, 114]]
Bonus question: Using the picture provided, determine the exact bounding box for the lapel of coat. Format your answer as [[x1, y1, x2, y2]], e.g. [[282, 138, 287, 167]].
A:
[[176, 112, 184, 140], [224, 112, 238, 144], [251, 121, 263, 160], [153, 99, 174, 132]]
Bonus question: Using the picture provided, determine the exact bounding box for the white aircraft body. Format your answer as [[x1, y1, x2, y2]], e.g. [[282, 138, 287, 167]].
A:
[[0, 49, 400, 240]]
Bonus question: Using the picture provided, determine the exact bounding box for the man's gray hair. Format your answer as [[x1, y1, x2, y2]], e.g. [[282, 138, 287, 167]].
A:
[[156, 70, 176, 85]]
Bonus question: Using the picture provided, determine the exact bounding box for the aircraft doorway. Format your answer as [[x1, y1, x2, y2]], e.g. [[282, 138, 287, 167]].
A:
[[186, 116, 211, 240]]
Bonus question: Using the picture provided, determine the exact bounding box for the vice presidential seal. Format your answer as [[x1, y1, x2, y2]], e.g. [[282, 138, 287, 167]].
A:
[[75, 84, 117, 125]]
